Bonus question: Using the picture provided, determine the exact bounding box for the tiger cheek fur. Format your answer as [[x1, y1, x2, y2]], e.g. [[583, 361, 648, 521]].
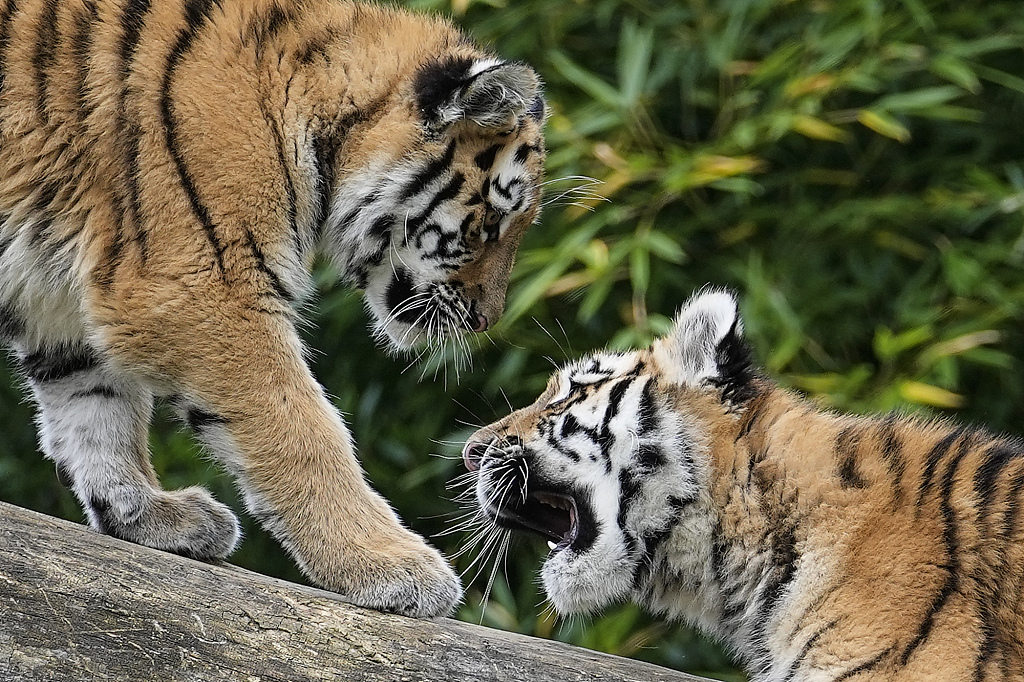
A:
[[0, 0, 546, 618], [465, 290, 1024, 680]]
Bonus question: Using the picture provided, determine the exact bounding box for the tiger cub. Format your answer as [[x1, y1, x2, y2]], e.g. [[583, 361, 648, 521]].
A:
[[464, 290, 1024, 679], [0, 0, 546, 617]]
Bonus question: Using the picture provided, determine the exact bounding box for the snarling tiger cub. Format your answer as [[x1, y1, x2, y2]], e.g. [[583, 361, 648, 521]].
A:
[[0, 0, 546, 617], [464, 290, 1024, 679]]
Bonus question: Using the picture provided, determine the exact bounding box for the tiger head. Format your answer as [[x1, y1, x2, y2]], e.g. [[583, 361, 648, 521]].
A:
[[462, 290, 758, 615], [322, 52, 546, 351]]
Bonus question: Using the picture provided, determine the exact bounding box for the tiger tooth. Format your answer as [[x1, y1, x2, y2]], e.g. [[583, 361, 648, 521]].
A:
[[547, 541, 557, 551]]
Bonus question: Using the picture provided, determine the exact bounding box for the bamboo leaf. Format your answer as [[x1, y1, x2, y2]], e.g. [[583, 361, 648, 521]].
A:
[[857, 109, 911, 142], [792, 114, 850, 142], [899, 381, 965, 409]]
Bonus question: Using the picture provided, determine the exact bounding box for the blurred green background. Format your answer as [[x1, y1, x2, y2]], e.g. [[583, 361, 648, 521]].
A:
[[3, 0, 1024, 679]]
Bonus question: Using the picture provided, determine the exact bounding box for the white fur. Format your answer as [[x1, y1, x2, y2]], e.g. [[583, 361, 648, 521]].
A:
[[652, 289, 739, 387]]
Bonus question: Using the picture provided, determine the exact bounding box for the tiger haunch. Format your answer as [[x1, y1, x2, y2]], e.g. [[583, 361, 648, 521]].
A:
[[0, 0, 545, 618], [465, 290, 1023, 679]]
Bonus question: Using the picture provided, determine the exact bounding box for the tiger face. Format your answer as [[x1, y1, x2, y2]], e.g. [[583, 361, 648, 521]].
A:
[[463, 291, 742, 615], [323, 57, 546, 350]]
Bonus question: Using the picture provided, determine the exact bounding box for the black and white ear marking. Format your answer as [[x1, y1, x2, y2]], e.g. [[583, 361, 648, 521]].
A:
[[653, 289, 753, 399], [415, 57, 541, 130]]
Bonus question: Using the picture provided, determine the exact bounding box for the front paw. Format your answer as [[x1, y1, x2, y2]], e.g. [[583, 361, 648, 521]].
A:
[[317, 531, 462, 618], [91, 486, 240, 560]]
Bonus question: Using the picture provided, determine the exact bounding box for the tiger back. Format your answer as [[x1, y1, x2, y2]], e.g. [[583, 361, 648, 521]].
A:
[[464, 290, 1024, 680], [0, 0, 545, 617]]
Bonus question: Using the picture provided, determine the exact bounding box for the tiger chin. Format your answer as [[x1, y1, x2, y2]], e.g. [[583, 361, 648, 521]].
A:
[[0, 0, 547, 618], [464, 289, 1024, 679]]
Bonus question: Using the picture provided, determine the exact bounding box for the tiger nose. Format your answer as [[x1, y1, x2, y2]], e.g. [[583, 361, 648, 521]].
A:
[[462, 440, 489, 472], [470, 312, 489, 333]]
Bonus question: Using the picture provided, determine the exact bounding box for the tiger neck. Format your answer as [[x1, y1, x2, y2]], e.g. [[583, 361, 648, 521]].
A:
[[686, 385, 856, 664]]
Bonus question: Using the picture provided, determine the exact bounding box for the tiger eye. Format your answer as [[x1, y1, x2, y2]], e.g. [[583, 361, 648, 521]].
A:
[[484, 206, 503, 227]]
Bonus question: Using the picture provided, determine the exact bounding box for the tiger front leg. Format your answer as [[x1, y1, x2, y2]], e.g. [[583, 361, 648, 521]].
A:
[[111, 305, 462, 618], [17, 342, 240, 560]]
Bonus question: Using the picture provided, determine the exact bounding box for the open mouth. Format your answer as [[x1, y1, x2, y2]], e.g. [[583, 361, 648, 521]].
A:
[[494, 490, 579, 552]]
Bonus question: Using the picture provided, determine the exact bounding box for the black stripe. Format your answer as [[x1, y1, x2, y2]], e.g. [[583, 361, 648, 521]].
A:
[[834, 646, 895, 681], [916, 428, 966, 509], [974, 444, 1019, 519], [312, 134, 337, 239], [543, 416, 585, 463], [186, 407, 229, 431], [296, 30, 337, 65], [877, 416, 907, 504], [161, 0, 226, 275], [759, 521, 799, 624], [93, 228, 126, 290], [636, 443, 665, 468], [32, 182, 61, 217], [88, 497, 113, 534], [974, 608, 998, 682], [312, 94, 390, 240], [120, 0, 153, 264], [71, 385, 122, 400], [514, 142, 537, 164], [72, 0, 100, 119], [369, 214, 394, 239], [264, 3, 289, 37], [249, 2, 291, 47], [270, 111, 299, 241], [636, 379, 658, 436], [782, 618, 840, 681], [735, 396, 765, 443], [264, 103, 299, 244], [0, 0, 17, 94], [245, 229, 292, 302], [474, 144, 500, 171], [835, 426, 868, 489], [33, 0, 61, 123], [406, 172, 466, 238], [713, 535, 748, 634], [901, 437, 970, 666], [601, 376, 633, 435], [975, 443, 1024, 680], [569, 488, 600, 554], [22, 346, 100, 383], [120, 0, 150, 64], [1001, 468, 1024, 545], [400, 141, 456, 201], [617, 469, 642, 535]]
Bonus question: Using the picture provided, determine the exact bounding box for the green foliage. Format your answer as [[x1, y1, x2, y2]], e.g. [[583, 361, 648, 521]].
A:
[[2, 1, 1024, 679]]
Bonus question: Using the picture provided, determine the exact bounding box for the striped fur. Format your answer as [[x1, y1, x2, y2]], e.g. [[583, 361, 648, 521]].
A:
[[464, 290, 1024, 679], [0, 0, 546, 617]]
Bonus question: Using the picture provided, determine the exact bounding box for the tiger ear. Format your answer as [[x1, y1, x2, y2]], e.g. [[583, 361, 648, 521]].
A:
[[653, 288, 751, 393], [415, 57, 542, 131]]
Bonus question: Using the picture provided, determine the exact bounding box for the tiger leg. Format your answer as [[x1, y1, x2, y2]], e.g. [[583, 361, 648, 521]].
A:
[[110, 304, 462, 617], [18, 342, 240, 559]]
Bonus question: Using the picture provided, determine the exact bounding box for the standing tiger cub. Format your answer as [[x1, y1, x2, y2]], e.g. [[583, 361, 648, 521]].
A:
[[464, 290, 1024, 679], [0, 0, 546, 617]]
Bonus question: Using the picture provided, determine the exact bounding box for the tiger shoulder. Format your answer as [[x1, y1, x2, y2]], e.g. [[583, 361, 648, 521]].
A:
[[465, 289, 1024, 681]]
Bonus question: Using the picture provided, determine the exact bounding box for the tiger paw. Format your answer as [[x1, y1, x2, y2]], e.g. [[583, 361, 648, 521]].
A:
[[314, 531, 463, 618], [90, 485, 241, 561]]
